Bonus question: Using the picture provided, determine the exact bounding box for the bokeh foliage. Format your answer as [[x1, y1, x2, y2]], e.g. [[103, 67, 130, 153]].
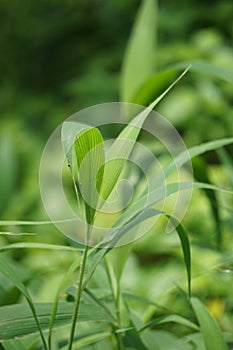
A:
[[0, 0, 233, 348]]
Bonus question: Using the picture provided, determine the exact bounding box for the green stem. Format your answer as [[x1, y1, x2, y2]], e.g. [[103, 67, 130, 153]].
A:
[[115, 282, 124, 350], [104, 259, 124, 350], [67, 229, 90, 350]]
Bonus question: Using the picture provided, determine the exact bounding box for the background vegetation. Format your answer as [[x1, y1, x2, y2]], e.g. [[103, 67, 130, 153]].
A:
[[0, 0, 233, 349]]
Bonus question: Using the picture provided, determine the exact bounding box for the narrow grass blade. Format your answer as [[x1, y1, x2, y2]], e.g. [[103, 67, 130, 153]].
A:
[[166, 217, 191, 298], [110, 181, 233, 235], [192, 156, 222, 249], [139, 314, 199, 332], [164, 137, 233, 177], [100, 68, 190, 205], [0, 242, 80, 254], [0, 257, 48, 349], [191, 297, 228, 350], [0, 219, 76, 226], [120, 0, 157, 102], [0, 232, 35, 236]]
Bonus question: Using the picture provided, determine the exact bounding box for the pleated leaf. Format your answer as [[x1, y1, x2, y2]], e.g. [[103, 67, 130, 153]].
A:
[[74, 127, 105, 224], [0, 302, 112, 340]]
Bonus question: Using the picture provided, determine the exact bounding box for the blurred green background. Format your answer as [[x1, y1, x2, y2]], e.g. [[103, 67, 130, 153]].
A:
[[0, 0, 233, 340], [0, 0, 232, 220]]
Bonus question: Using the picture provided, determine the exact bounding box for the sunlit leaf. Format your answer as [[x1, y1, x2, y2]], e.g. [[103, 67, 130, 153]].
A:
[[74, 127, 105, 224], [120, 0, 157, 102], [191, 297, 228, 350], [0, 242, 80, 254], [101, 67, 190, 205]]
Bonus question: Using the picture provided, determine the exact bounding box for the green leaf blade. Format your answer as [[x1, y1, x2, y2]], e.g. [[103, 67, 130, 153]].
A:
[[120, 0, 157, 102], [0, 302, 112, 341], [74, 127, 105, 224], [191, 297, 228, 350]]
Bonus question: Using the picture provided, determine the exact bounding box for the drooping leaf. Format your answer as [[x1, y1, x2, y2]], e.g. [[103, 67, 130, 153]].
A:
[[166, 217, 191, 298], [0, 257, 47, 349], [164, 137, 233, 178], [83, 182, 233, 290], [139, 314, 199, 332], [113, 137, 233, 230], [191, 297, 228, 350], [120, 0, 157, 102]]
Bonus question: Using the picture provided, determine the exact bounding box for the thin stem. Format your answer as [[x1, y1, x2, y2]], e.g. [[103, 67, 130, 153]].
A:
[[67, 226, 90, 350], [115, 282, 124, 350], [104, 259, 124, 350]]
